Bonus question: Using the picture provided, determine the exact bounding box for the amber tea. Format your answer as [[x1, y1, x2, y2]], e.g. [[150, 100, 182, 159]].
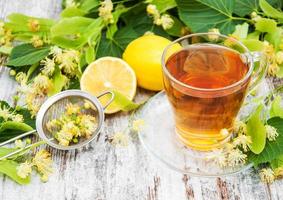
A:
[[164, 44, 250, 151]]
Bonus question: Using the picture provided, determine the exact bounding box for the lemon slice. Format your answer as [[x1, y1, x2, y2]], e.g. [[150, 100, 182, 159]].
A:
[[80, 57, 137, 114]]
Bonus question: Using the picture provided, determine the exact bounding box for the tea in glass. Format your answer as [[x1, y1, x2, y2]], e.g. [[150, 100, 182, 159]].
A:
[[163, 44, 250, 151]]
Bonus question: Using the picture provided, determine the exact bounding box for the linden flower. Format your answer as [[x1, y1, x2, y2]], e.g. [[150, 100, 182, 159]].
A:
[[32, 150, 53, 182], [33, 74, 52, 92], [132, 119, 145, 132], [15, 72, 27, 84], [146, 4, 158, 15], [208, 149, 227, 168], [233, 120, 247, 135], [144, 31, 154, 36], [15, 139, 25, 149], [208, 28, 220, 41], [16, 161, 32, 179], [62, 121, 81, 137], [0, 106, 12, 121], [265, 125, 279, 141], [80, 115, 97, 138], [227, 148, 247, 167], [31, 35, 43, 48], [49, 46, 63, 62], [66, 103, 81, 115], [111, 132, 129, 147], [28, 19, 40, 32], [11, 114, 24, 123], [268, 63, 280, 76], [57, 129, 74, 146], [46, 119, 60, 132], [232, 135, 252, 152], [58, 50, 80, 77], [274, 167, 283, 178], [98, 0, 114, 24], [259, 168, 275, 183], [160, 14, 174, 30], [41, 57, 55, 76], [276, 51, 283, 64]]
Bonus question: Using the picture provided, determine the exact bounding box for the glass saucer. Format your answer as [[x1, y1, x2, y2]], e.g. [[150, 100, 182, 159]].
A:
[[136, 81, 271, 177]]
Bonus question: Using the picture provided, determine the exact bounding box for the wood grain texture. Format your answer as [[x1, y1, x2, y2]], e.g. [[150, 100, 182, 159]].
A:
[[0, 1, 282, 200]]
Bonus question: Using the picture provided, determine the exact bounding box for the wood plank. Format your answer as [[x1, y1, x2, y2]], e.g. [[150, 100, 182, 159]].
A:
[[0, 1, 282, 199]]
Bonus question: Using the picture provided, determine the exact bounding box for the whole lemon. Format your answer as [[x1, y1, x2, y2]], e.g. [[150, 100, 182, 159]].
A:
[[123, 35, 181, 91]]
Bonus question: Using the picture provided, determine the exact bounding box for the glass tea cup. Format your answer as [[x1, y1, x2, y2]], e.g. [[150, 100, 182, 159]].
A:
[[161, 33, 267, 151]]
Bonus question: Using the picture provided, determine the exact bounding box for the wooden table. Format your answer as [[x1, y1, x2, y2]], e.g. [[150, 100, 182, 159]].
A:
[[0, 1, 283, 199]]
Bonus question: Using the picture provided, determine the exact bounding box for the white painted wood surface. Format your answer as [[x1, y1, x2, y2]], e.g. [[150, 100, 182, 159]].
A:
[[0, 1, 282, 199]]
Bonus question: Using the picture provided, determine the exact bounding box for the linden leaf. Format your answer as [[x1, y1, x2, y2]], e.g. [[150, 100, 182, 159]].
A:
[[176, 0, 238, 34], [6, 44, 50, 67], [246, 105, 266, 154], [0, 160, 30, 185], [271, 155, 283, 169], [110, 90, 143, 112], [270, 95, 283, 118], [255, 18, 277, 33], [249, 117, 283, 166], [259, 0, 283, 19]]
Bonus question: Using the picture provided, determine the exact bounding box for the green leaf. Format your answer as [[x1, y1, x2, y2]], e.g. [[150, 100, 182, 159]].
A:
[[247, 105, 266, 154], [0, 160, 30, 185], [265, 27, 283, 51], [48, 68, 68, 96], [233, 23, 249, 39], [233, 0, 258, 17], [97, 27, 139, 58], [0, 147, 17, 158], [61, 7, 87, 18], [271, 155, 283, 169], [270, 95, 283, 118], [247, 31, 261, 40], [0, 121, 33, 132], [255, 18, 277, 33], [242, 39, 264, 51], [85, 45, 95, 64], [165, 15, 184, 37], [249, 117, 283, 166], [259, 0, 283, 19], [51, 17, 103, 49], [79, 0, 100, 12], [6, 44, 50, 67], [176, 0, 238, 34], [111, 90, 142, 112], [150, 0, 177, 13]]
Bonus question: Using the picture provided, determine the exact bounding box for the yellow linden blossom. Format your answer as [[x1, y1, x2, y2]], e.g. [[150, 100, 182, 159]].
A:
[[31, 35, 43, 48], [79, 115, 97, 138], [32, 150, 53, 182], [232, 134, 252, 152], [111, 132, 129, 147], [41, 57, 55, 76], [259, 168, 275, 183], [233, 120, 247, 135], [50, 46, 63, 62], [28, 19, 40, 32], [265, 125, 279, 141], [268, 63, 280, 76], [98, 0, 114, 24], [15, 72, 27, 84], [66, 103, 81, 115], [132, 119, 145, 132], [0, 106, 12, 121], [146, 4, 174, 30], [208, 28, 220, 41], [227, 148, 247, 167], [58, 50, 80, 77], [160, 14, 174, 30], [17, 161, 33, 179], [11, 114, 24, 123], [274, 167, 283, 178], [208, 149, 227, 168], [33, 74, 52, 93]]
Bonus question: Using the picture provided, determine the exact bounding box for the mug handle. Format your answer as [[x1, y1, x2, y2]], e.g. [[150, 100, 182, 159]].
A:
[[97, 91, 115, 110], [248, 52, 268, 90]]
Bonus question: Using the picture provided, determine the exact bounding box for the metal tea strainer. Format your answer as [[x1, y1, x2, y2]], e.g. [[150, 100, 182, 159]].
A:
[[0, 90, 114, 159]]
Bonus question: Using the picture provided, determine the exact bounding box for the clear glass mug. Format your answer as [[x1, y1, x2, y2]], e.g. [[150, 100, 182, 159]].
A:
[[161, 33, 267, 151]]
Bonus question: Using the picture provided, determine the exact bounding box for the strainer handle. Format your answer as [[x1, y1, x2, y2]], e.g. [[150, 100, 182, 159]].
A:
[[0, 130, 36, 147], [97, 91, 115, 110]]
